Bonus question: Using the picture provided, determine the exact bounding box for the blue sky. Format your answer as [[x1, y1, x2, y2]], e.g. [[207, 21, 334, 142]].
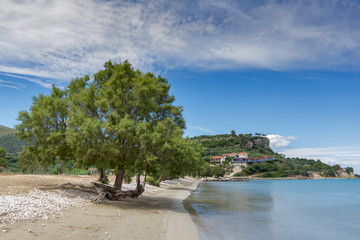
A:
[[0, 0, 359, 172]]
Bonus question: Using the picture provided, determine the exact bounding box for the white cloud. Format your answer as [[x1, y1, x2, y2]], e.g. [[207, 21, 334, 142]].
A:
[[0, 79, 19, 89], [0, 73, 53, 89], [0, 0, 359, 87], [281, 146, 360, 174], [267, 134, 298, 148], [188, 125, 216, 134]]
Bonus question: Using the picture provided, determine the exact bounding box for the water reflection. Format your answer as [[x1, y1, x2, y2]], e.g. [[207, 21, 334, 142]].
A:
[[184, 181, 275, 240], [185, 179, 360, 240]]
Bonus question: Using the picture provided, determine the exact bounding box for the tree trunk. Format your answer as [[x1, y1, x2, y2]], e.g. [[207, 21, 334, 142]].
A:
[[143, 171, 147, 189], [113, 169, 125, 190], [99, 168, 105, 179], [135, 173, 141, 192], [99, 168, 108, 183]]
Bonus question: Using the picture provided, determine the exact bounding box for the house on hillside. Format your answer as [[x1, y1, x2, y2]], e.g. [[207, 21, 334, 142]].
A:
[[239, 152, 248, 158], [222, 153, 238, 158], [209, 156, 226, 165]]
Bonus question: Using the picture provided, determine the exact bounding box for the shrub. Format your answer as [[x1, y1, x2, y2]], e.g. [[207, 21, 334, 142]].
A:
[[99, 174, 109, 184], [146, 176, 160, 187], [233, 171, 246, 177], [300, 170, 309, 177], [71, 168, 91, 175], [261, 172, 275, 178], [50, 166, 62, 175], [124, 174, 133, 183]]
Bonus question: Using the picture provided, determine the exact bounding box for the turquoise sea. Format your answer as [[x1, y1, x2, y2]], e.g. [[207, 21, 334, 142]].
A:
[[184, 179, 360, 240]]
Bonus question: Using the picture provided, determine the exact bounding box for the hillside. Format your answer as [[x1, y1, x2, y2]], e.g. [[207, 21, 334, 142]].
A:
[[0, 125, 27, 154], [191, 133, 274, 161], [0, 125, 15, 138], [0, 133, 27, 154], [192, 133, 356, 179]]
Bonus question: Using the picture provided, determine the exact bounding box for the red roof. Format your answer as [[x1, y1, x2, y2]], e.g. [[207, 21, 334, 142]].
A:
[[210, 156, 223, 159], [240, 152, 247, 154]]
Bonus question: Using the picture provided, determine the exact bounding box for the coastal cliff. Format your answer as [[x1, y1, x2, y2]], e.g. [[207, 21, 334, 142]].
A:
[[245, 137, 270, 149], [192, 133, 356, 179], [310, 170, 357, 179]]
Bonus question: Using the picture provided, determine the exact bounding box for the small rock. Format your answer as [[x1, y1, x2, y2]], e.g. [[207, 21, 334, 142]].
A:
[[28, 229, 32, 233], [105, 232, 108, 235], [2, 229, 6, 233], [118, 213, 121, 216], [42, 224, 45, 227]]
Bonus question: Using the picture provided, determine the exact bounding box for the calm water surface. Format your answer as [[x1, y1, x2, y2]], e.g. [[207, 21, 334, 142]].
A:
[[184, 179, 360, 240]]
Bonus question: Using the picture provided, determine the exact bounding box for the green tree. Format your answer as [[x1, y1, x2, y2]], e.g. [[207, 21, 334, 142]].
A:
[[0, 147, 7, 171], [16, 60, 203, 199], [82, 61, 186, 193], [18, 147, 39, 174], [212, 165, 225, 177], [333, 164, 341, 171], [66, 75, 111, 183], [16, 86, 71, 174], [345, 167, 354, 174]]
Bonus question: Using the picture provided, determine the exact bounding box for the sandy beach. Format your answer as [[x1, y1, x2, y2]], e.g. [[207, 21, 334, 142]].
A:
[[0, 175, 200, 240]]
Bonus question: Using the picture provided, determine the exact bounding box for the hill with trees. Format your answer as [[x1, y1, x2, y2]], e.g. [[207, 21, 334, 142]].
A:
[[0, 125, 15, 138], [0, 133, 27, 154], [191, 132, 274, 162], [192, 132, 356, 179]]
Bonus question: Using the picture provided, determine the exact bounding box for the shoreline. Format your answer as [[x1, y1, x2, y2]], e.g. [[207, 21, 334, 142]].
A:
[[0, 175, 200, 240]]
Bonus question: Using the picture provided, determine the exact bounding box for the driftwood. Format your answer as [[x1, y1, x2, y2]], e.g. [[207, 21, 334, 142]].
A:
[[37, 181, 144, 203]]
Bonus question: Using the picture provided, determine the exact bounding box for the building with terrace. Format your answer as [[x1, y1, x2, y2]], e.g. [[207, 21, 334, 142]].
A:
[[209, 156, 226, 165]]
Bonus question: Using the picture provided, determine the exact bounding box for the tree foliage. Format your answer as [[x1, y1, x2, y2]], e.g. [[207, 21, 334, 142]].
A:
[[0, 147, 7, 170], [16, 60, 204, 198]]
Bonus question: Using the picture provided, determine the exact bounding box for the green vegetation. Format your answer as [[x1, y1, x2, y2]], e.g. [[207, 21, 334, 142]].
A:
[[200, 164, 226, 178], [71, 168, 91, 175], [193, 132, 354, 178], [0, 133, 27, 154], [0, 147, 7, 172], [192, 133, 273, 163], [146, 176, 160, 187], [15, 60, 205, 199], [0, 125, 15, 138], [232, 156, 353, 178]]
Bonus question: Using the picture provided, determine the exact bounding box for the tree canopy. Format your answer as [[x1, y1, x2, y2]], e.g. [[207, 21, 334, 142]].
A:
[[16, 60, 204, 199]]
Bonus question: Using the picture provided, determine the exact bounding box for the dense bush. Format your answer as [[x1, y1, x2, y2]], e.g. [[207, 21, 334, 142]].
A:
[[146, 176, 160, 187], [71, 168, 91, 175], [200, 164, 226, 178]]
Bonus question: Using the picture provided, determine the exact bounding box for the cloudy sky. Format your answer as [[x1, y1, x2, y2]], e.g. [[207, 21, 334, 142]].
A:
[[1, 0, 359, 172]]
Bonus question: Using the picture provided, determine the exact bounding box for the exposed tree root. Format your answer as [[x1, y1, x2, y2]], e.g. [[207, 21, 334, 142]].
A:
[[37, 181, 144, 203]]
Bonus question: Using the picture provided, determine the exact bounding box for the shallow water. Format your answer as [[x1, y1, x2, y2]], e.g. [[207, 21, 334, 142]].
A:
[[184, 179, 360, 240]]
